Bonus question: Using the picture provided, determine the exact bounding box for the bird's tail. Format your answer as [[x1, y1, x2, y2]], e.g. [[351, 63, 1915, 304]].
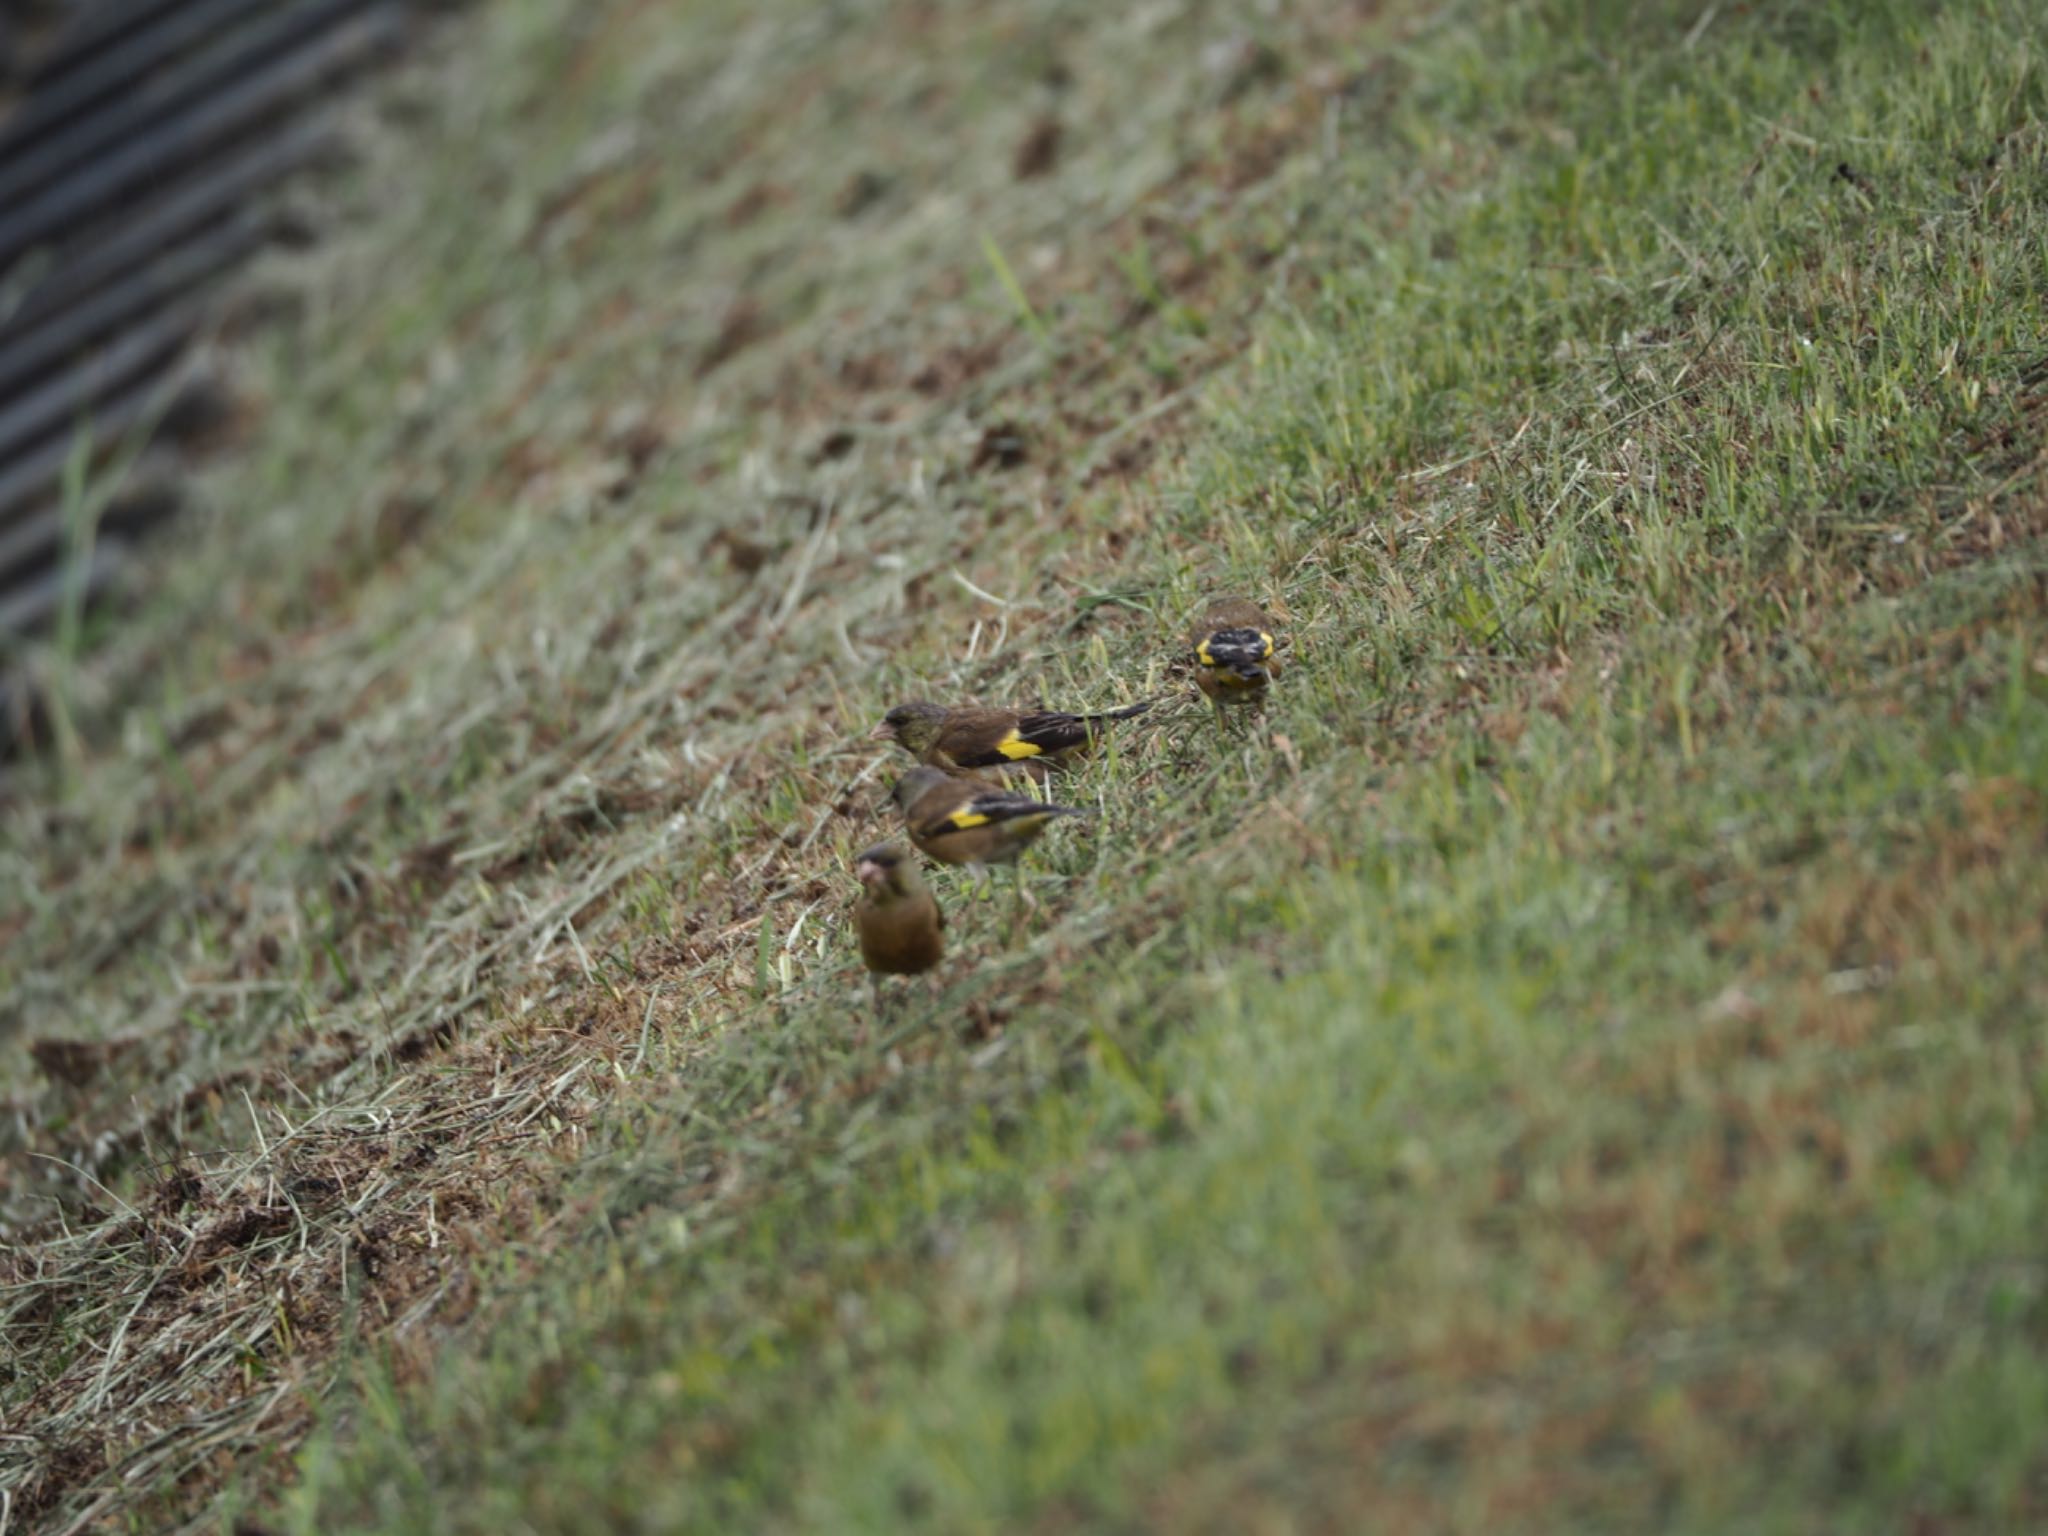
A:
[[1010, 801, 1093, 822]]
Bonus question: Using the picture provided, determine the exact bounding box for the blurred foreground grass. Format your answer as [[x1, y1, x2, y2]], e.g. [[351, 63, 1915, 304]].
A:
[[5, 0, 2048, 1531]]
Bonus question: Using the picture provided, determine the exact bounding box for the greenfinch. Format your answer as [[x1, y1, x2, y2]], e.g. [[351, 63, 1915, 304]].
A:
[[890, 766, 1088, 871], [853, 844, 945, 988], [872, 698, 1152, 774], [1188, 597, 1279, 722]]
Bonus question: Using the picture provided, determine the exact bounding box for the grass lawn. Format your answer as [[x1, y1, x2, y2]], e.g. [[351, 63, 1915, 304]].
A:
[[5, 0, 2048, 1530]]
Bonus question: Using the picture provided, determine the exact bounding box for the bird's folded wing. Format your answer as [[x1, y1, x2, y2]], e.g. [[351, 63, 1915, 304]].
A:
[[1197, 627, 1274, 666], [922, 794, 1062, 836], [938, 717, 1065, 765]]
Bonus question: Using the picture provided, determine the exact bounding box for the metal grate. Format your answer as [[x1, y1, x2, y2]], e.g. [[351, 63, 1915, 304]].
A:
[[0, 0, 418, 668]]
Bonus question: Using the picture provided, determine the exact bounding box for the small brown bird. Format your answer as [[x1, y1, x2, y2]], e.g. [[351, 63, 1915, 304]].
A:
[[891, 766, 1090, 927], [853, 844, 945, 1000], [890, 766, 1090, 870], [1188, 597, 1280, 723], [872, 698, 1152, 774]]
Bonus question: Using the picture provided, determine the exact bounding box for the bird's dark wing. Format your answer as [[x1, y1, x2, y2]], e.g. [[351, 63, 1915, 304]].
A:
[[1008, 711, 1098, 756], [1197, 626, 1274, 671], [929, 708, 1036, 767], [917, 791, 1086, 838]]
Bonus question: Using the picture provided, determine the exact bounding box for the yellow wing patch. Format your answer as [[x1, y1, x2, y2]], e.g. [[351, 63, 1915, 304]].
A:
[[995, 731, 1044, 761], [944, 809, 992, 830], [1196, 638, 1216, 668], [1259, 631, 1275, 658]]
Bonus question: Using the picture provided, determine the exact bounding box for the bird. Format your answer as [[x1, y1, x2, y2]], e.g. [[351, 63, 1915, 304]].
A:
[[852, 843, 945, 1004], [1188, 597, 1280, 724], [890, 766, 1090, 867], [891, 765, 1089, 923], [872, 698, 1153, 775]]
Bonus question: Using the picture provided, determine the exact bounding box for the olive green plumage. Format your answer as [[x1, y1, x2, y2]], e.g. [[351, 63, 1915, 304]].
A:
[[889, 766, 1088, 870], [853, 843, 945, 977], [873, 698, 1152, 774]]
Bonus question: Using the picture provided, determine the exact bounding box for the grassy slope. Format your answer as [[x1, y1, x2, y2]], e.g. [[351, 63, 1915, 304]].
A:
[[6, 0, 2048, 1530], [2, 0, 1379, 1524]]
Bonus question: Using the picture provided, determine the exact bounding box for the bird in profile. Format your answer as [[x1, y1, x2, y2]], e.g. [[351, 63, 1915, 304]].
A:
[[890, 766, 1090, 867], [873, 698, 1152, 776], [890, 765, 1089, 923], [1188, 597, 1280, 725], [852, 843, 944, 1006]]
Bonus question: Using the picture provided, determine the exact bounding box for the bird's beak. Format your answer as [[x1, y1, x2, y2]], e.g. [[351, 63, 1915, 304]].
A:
[[856, 860, 884, 887], [868, 722, 895, 741]]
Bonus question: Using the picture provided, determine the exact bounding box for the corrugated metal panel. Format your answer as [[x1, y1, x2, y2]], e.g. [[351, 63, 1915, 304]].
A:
[[0, 0, 420, 699]]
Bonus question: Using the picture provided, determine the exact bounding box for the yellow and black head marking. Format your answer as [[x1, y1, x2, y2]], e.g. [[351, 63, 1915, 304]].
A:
[[1189, 597, 1280, 721], [889, 765, 1089, 869], [853, 842, 945, 981], [872, 698, 1153, 773]]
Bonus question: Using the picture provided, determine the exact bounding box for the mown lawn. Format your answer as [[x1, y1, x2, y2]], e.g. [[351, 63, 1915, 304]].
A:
[[6, 0, 2048, 1531]]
